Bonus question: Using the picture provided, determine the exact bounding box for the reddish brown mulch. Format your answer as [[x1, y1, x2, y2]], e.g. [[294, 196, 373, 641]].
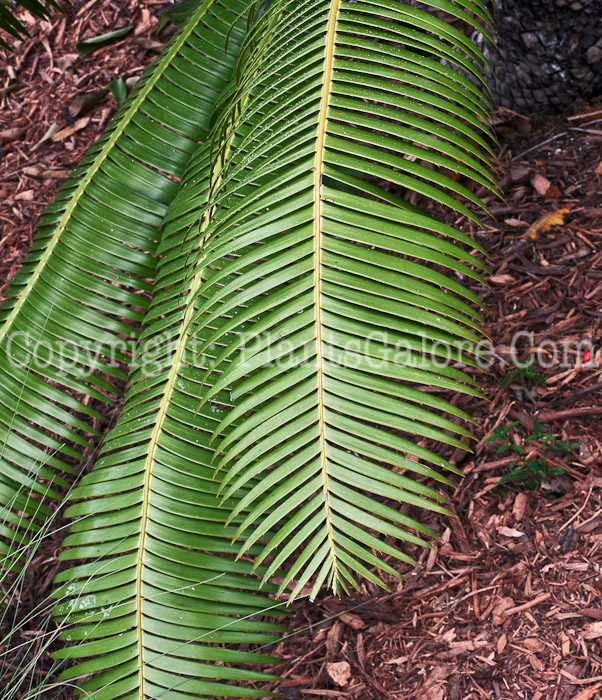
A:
[[3, 4, 602, 700]]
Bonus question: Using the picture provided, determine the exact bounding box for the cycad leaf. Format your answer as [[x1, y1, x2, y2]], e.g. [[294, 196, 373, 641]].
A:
[[52, 156, 285, 700], [51, 31, 288, 698], [187, 0, 496, 598], [0, 0, 250, 570]]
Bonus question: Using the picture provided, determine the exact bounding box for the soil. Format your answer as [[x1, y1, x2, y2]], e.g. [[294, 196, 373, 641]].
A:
[[2, 3, 602, 700]]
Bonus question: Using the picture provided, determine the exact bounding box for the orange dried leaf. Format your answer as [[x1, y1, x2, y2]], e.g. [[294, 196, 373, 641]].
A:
[[519, 207, 571, 240]]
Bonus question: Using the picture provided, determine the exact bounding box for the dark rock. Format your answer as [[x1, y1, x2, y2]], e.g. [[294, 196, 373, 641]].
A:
[[587, 44, 602, 64], [486, 0, 602, 111], [522, 32, 541, 50]]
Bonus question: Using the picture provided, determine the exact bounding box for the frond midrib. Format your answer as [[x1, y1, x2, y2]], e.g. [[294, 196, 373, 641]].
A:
[[134, 59, 257, 698], [313, 0, 342, 590]]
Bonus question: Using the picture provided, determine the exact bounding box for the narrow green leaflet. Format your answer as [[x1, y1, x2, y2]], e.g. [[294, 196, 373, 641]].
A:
[[77, 25, 134, 55], [0, 0, 250, 570], [0, 0, 62, 48], [188, 0, 497, 599]]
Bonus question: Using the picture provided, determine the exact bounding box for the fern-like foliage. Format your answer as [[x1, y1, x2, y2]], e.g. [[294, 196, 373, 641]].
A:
[[51, 140, 285, 699], [0, 0, 249, 571], [0, 0, 501, 696], [48, 11, 290, 699], [186, 0, 498, 599]]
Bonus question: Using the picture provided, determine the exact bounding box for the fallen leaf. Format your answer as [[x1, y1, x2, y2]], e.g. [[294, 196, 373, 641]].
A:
[[499, 526, 525, 538], [531, 173, 553, 196], [14, 190, 34, 201], [77, 26, 134, 55], [22, 166, 45, 177], [326, 661, 351, 687], [513, 492, 528, 522], [133, 37, 164, 52], [31, 121, 64, 151], [52, 116, 91, 142], [529, 173, 562, 198], [489, 274, 516, 285], [519, 208, 571, 240], [504, 217, 528, 227], [23, 166, 71, 179]]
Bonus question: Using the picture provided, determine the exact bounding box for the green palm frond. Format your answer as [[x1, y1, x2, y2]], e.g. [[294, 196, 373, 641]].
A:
[[0, 0, 250, 571], [184, 0, 498, 599], [51, 134, 286, 699]]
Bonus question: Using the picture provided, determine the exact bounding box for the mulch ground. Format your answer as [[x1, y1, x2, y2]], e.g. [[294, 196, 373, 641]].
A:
[[2, 3, 602, 700]]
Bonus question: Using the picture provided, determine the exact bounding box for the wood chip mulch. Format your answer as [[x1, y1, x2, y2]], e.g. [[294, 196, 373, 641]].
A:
[[3, 5, 602, 700]]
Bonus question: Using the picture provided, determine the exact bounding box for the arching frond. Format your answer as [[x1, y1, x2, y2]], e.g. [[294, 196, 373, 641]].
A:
[[4, 0, 502, 695], [51, 133, 286, 699], [187, 0, 497, 599]]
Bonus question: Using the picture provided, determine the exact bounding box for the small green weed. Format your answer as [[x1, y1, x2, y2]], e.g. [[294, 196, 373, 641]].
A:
[[499, 361, 545, 391], [486, 419, 579, 491]]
